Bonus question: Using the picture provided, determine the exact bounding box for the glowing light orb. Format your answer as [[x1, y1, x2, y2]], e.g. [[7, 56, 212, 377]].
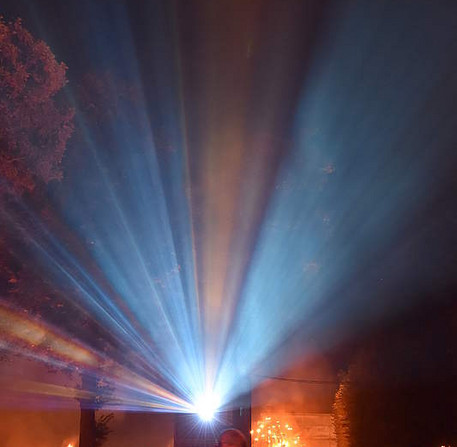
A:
[[193, 392, 220, 422]]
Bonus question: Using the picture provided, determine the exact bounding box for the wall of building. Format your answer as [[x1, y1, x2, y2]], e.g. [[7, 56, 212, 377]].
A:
[[105, 412, 174, 447], [0, 359, 175, 447], [251, 350, 337, 447], [0, 409, 79, 447], [0, 409, 175, 447]]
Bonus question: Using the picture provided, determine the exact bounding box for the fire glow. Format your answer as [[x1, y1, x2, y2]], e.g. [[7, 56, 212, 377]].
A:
[[251, 416, 303, 447]]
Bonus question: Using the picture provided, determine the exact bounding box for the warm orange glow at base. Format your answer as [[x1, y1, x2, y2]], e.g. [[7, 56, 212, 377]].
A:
[[251, 415, 304, 447]]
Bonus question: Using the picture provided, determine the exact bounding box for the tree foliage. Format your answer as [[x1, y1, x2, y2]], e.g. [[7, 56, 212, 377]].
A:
[[333, 304, 457, 447], [0, 17, 74, 195], [95, 412, 114, 447], [0, 16, 71, 309], [333, 372, 350, 447], [0, 17, 76, 328]]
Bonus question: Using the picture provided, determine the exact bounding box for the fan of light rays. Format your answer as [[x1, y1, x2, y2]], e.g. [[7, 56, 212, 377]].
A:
[[1, 0, 456, 417]]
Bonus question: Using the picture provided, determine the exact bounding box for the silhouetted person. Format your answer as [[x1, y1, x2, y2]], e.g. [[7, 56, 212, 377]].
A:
[[218, 428, 247, 447]]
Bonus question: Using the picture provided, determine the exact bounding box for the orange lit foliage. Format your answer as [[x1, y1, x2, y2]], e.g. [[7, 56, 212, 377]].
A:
[[333, 312, 457, 447], [332, 374, 350, 447], [0, 18, 74, 196]]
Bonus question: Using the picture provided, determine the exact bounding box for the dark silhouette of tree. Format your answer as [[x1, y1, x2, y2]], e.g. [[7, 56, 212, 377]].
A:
[[333, 300, 457, 447]]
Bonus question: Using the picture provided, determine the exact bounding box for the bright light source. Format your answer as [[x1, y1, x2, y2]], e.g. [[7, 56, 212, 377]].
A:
[[193, 392, 219, 422]]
